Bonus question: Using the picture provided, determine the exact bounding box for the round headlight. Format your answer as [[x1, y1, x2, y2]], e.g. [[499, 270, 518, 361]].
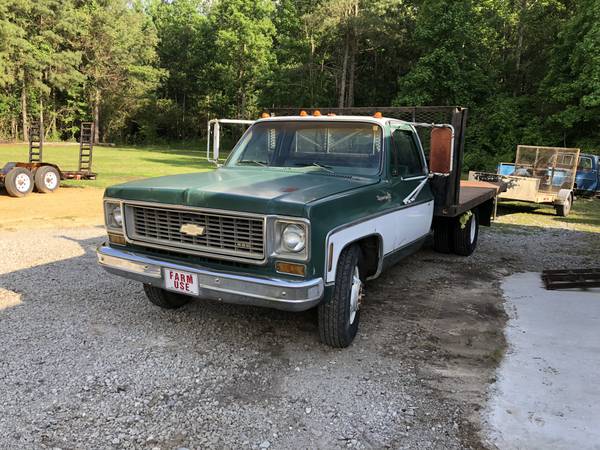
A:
[[282, 224, 305, 252]]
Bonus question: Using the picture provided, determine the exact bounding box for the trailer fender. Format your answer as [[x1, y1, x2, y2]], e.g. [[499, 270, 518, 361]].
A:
[[554, 189, 572, 205], [1, 162, 18, 176]]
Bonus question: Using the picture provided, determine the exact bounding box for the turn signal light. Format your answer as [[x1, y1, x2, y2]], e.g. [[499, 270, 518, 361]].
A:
[[108, 233, 126, 245], [276, 262, 306, 277], [313, 110, 321, 117]]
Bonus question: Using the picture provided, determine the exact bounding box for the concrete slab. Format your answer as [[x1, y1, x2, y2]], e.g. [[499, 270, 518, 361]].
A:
[[485, 272, 600, 450]]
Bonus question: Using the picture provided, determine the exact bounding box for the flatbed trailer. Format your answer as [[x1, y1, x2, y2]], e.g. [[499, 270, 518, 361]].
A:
[[0, 122, 97, 197]]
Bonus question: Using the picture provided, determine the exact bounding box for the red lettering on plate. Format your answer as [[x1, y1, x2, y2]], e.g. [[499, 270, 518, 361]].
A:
[[186, 275, 193, 284], [169, 271, 174, 280]]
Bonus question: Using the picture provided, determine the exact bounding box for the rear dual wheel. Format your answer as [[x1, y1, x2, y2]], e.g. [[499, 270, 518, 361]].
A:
[[433, 210, 479, 256]]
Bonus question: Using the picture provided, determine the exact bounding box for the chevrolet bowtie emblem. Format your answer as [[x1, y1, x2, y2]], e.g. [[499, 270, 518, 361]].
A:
[[180, 223, 205, 236]]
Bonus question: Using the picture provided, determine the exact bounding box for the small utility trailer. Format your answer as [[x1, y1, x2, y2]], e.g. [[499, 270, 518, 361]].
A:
[[469, 145, 580, 216], [0, 122, 97, 197]]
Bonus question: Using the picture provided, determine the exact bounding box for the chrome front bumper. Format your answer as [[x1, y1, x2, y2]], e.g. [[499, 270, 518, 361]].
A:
[[96, 244, 324, 312]]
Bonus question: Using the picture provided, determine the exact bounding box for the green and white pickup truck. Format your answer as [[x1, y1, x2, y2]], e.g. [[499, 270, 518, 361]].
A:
[[97, 107, 501, 347]]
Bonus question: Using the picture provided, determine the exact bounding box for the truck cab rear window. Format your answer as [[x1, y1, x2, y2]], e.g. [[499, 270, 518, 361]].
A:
[[227, 121, 383, 177]]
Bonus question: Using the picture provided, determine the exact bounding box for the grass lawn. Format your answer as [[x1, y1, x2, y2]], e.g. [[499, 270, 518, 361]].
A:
[[496, 197, 600, 234], [0, 142, 226, 188]]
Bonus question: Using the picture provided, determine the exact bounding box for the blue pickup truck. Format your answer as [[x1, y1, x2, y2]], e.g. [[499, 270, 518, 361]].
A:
[[576, 153, 600, 196], [498, 152, 599, 197]]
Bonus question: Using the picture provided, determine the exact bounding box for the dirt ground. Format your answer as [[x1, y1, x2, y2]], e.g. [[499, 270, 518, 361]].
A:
[[0, 187, 104, 230], [0, 188, 598, 449]]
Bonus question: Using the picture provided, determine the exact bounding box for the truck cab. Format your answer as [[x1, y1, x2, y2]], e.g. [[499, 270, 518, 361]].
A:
[[575, 153, 600, 196], [97, 108, 499, 347]]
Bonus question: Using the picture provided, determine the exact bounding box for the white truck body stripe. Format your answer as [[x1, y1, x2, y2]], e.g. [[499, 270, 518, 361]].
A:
[[325, 200, 434, 283]]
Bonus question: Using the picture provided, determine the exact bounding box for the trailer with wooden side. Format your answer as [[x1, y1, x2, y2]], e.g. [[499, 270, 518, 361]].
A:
[[0, 122, 97, 198], [469, 145, 580, 216]]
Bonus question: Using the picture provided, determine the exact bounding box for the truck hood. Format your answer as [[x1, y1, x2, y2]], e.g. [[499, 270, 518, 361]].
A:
[[104, 167, 378, 216]]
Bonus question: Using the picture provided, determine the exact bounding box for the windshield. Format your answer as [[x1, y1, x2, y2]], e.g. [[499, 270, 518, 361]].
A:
[[226, 121, 383, 177]]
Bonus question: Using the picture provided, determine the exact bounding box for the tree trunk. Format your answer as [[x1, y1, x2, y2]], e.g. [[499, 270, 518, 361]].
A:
[[93, 89, 100, 144], [339, 33, 350, 108], [21, 79, 28, 142], [514, 0, 527, 95], [347, 38, 356, 108]]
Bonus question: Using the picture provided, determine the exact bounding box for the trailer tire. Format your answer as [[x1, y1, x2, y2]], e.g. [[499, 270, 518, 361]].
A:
[[555, 195, 572, 217], [433, 218, 453, 253], [143, 284, 192, 309], [452, 210, 478, 256], [318, 244, 364, 348], [34, 166, 60, 193], [4, 167, 34, 197]]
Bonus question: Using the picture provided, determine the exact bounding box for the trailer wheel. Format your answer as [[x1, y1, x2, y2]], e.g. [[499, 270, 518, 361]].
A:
[[318, 244, 364, 348], [4, 167, 34, 197], [453, 210, 478, 256], [34, 166, 60, 193], [143, 284, 192, 309], [433, 217, 453, 253], [555, 195, 572, 217]]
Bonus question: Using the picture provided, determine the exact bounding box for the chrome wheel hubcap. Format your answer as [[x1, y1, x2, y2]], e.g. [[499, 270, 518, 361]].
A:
[[469, 214, 476, 243], [349, 265, 363, 325], [45, 172, 58, 189], [15, 173, 31, 192]]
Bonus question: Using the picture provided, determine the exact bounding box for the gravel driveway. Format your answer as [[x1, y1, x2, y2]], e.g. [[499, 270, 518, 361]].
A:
[[1, 203, 598, 449]]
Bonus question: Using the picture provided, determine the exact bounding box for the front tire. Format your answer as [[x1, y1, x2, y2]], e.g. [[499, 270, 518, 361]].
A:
[[318, 244, 364, 348], [453, 210, 479, 256], [4, 167, 34, 197], [143, 284, 192, 309], [34, 166, 60, 193]]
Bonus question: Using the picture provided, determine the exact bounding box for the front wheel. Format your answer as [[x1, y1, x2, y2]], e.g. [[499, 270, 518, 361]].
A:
[[318, 244, 364, 348], [143, 284, 192, 309]]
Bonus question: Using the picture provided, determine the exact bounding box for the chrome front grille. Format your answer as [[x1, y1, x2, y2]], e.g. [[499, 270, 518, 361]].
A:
[[124, 204, 265, 261]]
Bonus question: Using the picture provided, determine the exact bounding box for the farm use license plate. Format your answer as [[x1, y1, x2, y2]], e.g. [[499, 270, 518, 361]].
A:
[[164, 269, 199, 296]]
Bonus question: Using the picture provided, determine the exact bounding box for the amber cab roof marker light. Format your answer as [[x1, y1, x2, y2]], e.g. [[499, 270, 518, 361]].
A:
[[327, 113, 336, 116], [373, 111, 383, 118], [261, 112, 270, 118], [313, 110, 322, 117], [299, 110, 308, 116]]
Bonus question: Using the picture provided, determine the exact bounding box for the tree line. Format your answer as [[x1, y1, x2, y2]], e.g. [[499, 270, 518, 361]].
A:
[[0, 0, 598, 169]]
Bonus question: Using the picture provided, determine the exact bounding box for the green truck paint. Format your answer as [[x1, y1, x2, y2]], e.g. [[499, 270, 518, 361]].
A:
[[97, 107, 501, 348]]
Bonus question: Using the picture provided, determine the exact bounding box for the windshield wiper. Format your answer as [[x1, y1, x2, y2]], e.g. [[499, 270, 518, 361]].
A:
[[295, 162, 336, 174], [238, 160, 268, 167]]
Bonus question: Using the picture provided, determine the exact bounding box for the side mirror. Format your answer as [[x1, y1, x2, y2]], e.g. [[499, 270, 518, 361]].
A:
[[429, 127, 454, 175], [207, 119, 220, 165]]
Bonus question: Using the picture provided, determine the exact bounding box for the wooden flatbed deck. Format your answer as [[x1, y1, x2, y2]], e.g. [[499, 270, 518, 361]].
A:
[[435, 180, 506, 217]]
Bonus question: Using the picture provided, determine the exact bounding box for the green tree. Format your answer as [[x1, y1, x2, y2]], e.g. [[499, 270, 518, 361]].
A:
[[78, 0, 162, 142], [541, 0, 600, 149], [208, 0, 275, 118]]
